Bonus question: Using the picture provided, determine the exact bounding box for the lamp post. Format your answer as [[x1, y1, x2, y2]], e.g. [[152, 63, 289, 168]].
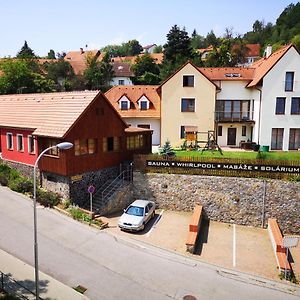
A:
[[33, 142, 73, 300]]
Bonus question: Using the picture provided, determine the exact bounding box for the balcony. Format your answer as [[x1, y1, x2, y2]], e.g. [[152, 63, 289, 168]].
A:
[[215, 111, 254, 123]]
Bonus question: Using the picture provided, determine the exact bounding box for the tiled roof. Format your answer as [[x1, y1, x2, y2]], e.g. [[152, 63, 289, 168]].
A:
[[112, 53, 163, 65], [64, 50, 102, 75], [112, 62, 133, 77], [200, 67, 255, 81], [245, 44, 261, 57], [247, 44, 293, 87], [0, 91, 99, 138], [105, 85, 160, 118]]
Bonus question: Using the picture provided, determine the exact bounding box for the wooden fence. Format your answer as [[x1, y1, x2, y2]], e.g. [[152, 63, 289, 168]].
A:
[[134, 154, 300, 180]]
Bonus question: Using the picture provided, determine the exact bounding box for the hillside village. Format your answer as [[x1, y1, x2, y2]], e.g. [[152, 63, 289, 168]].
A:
[[0, 2, 300, 298]]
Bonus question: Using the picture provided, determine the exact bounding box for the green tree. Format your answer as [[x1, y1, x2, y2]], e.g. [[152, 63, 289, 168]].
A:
[[42, 60, 75, 91], [47, 49, 56, 59], [16, 41, 36, 58], [159, 140, 175, 157], [191, 29, 205, 49], [292, 34, 300, 50], [0, 59, 53, 94], [163, 25, 193, 62], [153, 45, 163, 53], [125, 39, 143, 56], [131, 53, 160, 84], [84, 52, 113, 90], [205, 30, 219, 47]]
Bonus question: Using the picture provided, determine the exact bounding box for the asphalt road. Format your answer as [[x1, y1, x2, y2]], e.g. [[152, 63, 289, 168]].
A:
[[0, 186, 299, 300]]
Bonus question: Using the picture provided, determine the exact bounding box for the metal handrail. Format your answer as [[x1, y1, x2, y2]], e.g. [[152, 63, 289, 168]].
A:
[[101, 170, 131, 200], [215, 110, 254, 122], [0, 270, 40, 299]]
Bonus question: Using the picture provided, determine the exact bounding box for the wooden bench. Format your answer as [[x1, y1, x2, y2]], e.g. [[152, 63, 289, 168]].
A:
[[268, 218, 292, 274], [186, 203, 203, 253]]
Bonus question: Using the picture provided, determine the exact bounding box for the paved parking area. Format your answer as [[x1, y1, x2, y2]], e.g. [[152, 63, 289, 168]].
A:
[[104, 210, 299, 282]]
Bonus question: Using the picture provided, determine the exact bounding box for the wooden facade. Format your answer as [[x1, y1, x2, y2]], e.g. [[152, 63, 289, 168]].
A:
[[38, 93, 152, 176]]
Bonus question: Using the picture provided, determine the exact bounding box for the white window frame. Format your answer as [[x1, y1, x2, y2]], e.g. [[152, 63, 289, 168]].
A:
[[28, 135, 35, 154], [183, 74, 195, 87], [138, 95, 150, 110], [17, 134, 24, 152], [6, 132, 13, 150]]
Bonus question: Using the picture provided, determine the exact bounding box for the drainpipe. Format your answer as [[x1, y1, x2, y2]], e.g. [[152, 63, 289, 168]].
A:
[[214, 83, 222, 143], [254, 86, 262, 146]]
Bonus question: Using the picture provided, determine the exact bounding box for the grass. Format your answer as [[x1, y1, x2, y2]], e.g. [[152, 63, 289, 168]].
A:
[[173, 150, 300, 161]]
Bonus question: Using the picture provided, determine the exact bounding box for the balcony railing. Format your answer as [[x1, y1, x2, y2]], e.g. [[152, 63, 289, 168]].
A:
[[215, 111, 254, 122]]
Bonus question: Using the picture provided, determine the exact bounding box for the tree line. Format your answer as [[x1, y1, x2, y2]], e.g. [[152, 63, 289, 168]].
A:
[[0, 2, 299, 94]]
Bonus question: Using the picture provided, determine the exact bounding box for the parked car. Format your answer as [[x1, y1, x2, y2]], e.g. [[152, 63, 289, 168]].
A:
[[118, 200, 155, 231]]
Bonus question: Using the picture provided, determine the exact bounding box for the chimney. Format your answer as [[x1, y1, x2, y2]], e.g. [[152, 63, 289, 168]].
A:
[[80, 47, 84, 54], [264, 45, 272, 58]]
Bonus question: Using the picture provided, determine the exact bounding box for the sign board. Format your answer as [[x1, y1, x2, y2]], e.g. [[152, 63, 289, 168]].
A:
[[146, 160, 300, 174], [71, 174, 83, 183], [87, 185, 95, 194], [283, 236, 299, 248]]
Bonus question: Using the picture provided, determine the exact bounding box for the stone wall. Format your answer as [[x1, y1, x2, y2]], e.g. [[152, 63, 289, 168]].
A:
[[70, 166, 119, 206], [133, 172, 300, 234], [41, 172, 70, 199], [1, 159, 37, 178]]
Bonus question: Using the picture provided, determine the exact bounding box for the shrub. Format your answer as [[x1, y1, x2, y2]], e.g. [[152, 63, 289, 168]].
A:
[[9, 178, 33, 194], [62, 199, 71, 209], [68, 207, 84, 220], [36, 189, 60, 207], [159, 140, 176, 158], [0, 174, 9, 186]]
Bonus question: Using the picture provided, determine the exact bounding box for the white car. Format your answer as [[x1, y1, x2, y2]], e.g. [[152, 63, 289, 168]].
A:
[[118, 200, 156, 231]]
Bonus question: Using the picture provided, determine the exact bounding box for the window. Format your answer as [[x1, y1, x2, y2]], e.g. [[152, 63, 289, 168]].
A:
[[17, 134, 24, 152], [291, 97, 300, 115], [271, 128, 284, 150], [28, 135, 35, 154], [218, 126, 222, 137], [118, 79, 125, 85], [183, 75, 194, 87], [242, 126, 247, 136], [44, 139, 60, 156], [103, 137, 120, 152], [6, 133, 13, 150], [289, 129, 300, 150], [138, 124, 150, 129], [181, 98, 195, 112], [180, 126, 185, 139], [126, 135, 144, 150], [275, 97, 286, 114], [285, 72, 294, 91], [140, 100, 148, 110], [120, 100, 129, 110], [216, 100, 250, 121]]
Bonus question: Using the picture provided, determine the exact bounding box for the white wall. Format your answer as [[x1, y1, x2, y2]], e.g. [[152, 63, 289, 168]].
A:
[[110, 77, 133, 86], [125, 118, 160, 145], [215, 81, 260, 146], [217, 124, 253, 147], [259, 47, 300, 150]]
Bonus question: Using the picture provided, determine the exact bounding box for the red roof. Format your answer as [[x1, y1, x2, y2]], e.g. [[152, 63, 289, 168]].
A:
[[112, 62, 133, 77], [105, 85, 160, 118], [200, 67, 255, 81]]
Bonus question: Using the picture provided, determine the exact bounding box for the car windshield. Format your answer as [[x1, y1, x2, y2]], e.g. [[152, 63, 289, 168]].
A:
[[126, 206, 144, 217]]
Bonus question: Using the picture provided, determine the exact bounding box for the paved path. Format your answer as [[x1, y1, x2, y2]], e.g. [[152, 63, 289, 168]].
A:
[[0, 186, 299, 300]]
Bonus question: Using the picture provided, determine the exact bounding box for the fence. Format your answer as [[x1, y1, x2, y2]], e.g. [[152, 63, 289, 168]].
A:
[[0, 270, 37, 299], [134, 154, 300, 180]]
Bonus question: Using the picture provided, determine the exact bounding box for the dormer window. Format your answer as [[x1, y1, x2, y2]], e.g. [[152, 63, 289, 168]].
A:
[[118, 95, 131, 110], [137, 95, 150, 110], [183, 75, 194, 87]]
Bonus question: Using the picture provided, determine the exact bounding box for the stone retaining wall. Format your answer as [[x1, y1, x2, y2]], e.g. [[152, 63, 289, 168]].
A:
[[133, 172, 300, 234]]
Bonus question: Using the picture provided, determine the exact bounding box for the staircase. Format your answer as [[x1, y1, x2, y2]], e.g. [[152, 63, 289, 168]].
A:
[[84, 169, 132, 214]]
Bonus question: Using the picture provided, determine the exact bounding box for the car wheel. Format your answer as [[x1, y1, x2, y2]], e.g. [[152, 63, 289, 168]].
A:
[[140, 223, 145, 231]]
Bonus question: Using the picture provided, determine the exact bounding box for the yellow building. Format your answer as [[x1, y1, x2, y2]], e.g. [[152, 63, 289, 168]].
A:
[[159, 62, 217, 147]]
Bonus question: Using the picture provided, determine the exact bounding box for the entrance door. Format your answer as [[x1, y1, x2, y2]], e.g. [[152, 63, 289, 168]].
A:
[[227, 128, 237, 145]]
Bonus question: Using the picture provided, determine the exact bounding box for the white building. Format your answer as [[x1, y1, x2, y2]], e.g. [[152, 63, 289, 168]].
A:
[[105, 85, 161, 145], [110, 62, 133, 86]]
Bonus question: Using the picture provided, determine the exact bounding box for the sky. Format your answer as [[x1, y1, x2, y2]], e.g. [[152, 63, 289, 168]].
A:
[[0, 0, 298, 57]]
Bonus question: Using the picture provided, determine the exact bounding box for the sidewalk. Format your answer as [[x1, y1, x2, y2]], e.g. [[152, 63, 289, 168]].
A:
[[0, 248, 88, 300]]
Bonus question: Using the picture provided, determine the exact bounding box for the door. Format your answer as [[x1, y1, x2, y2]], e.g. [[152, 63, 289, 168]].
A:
[[227, 128, 237, 145]]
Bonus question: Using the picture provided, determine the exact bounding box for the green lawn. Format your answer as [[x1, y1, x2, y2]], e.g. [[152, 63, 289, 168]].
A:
[[174, 150, 300, 161]]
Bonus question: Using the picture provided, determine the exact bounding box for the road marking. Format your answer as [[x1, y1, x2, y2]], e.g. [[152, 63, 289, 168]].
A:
[[146, 209, 164, 237], [233, 224, 236, 267]]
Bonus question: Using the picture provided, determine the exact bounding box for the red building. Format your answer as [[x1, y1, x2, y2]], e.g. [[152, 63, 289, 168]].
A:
[[0, 91, 152, 205]]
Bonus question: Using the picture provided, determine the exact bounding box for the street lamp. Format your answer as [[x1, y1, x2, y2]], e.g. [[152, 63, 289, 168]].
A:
[[33, 142, 73, 300]]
